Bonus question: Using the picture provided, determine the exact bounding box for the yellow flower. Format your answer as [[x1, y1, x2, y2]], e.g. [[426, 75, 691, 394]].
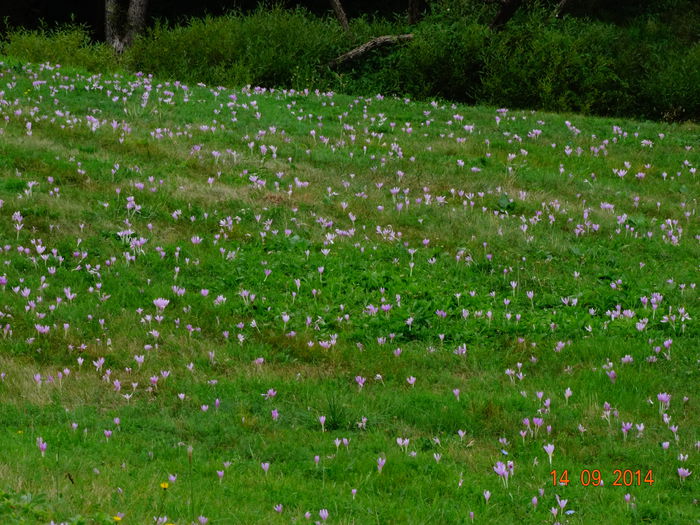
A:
[[160, 482, 169, 489], [113, 517, 122, 522]]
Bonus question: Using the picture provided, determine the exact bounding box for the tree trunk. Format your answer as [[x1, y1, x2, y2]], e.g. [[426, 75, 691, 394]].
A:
[[489, 0, 524, 31], [408, 0, 424, 25], [329, 34, 414, 68], [105, 0, 127, 53], [329, 0, 350, 33], [105, 0, 149, 53], [127, 0, 149, 39]]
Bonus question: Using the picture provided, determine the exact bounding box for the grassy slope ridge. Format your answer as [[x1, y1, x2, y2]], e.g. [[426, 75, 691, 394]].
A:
[[0, 59, 698, 523]]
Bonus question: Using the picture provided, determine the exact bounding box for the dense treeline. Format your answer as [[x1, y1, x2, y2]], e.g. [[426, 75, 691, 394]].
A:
[[2, 0, 404, 39], [1, 0, 694, 37], [1, 1, 698, 121]]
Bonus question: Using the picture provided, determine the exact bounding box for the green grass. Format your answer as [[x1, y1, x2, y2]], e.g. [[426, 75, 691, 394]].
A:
[[0, 57, 697, 524]]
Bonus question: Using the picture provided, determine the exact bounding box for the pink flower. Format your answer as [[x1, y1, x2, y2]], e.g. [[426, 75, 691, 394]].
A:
[[36, 437, 47, 457], [262, 388, 276, 400], [153, 298, 169, 311], [543, 443, 555, 465], [677, 467, 692, 481]]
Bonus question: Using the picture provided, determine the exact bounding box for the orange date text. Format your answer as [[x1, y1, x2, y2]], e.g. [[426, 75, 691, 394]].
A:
[[550, 469, 654, 487]]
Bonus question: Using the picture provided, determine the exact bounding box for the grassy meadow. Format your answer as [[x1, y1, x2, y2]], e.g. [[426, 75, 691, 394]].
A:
[[0, 57, 698, 523]]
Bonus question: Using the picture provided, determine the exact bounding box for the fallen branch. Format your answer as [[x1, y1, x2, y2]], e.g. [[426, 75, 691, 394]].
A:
[[329, 34, 414, 68]]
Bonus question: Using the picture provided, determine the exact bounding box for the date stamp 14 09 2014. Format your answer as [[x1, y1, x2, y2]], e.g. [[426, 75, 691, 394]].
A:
[[551, 469, 655, 487]]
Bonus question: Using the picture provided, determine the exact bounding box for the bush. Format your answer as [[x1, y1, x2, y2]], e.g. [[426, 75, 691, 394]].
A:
[[394, 21, 489, 102], [328, 16, 487, 102], [480, 14, 634, 115], [125, 7, 347, 88], [1, 25, 117, 72], [644, 43, 700, 121], [477, 10, 700, 120]]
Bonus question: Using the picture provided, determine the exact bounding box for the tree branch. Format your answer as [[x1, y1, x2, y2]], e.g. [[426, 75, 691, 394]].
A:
[[554, 0, 575, 18], [489, 0, 524, 31], [329, 0, 350, 33]]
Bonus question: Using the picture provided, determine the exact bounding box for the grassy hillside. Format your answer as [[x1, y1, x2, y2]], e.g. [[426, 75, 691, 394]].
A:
[[0, 57, 698, 523]]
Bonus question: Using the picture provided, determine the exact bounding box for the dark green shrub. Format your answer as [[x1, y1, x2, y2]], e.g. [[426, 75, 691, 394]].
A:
[[1, 26, 117, 72], [125, 7, 347, 88], [480, 14, 637, 115], [394, 21, 489, 102], [644, 43, 700, 121]]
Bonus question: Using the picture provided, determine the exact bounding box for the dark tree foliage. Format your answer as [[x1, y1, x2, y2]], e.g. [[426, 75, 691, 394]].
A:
[[1, 0, 695, 40], [0, 0, 408, 39]]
